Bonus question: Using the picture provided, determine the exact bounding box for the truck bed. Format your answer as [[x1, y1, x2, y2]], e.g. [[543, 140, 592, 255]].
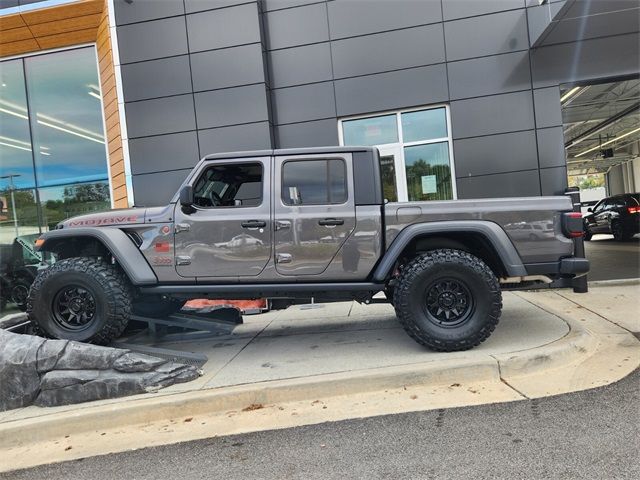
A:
[[384, 196, 575, 265]]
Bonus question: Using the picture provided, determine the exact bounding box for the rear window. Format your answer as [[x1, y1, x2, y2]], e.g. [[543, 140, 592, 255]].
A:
[[282, 159, 347, 206], [625, 194, 640, 207]]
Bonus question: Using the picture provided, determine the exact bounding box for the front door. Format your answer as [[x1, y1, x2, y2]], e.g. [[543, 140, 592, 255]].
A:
[[173, 157, 272, 278], [273, 154, 356, 276]]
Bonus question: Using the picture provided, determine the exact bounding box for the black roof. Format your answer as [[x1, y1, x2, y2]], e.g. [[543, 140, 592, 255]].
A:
[[202, 146, 376, 161]]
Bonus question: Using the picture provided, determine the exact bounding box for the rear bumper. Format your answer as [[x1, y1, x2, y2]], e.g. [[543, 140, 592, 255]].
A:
[[525, 257, 590, 278], [559, 257, 590, 276]]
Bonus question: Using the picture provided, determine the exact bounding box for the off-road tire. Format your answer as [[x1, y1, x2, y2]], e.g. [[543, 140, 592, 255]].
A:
[[393, 249, 502, 352], [27, 257, 132, 345]]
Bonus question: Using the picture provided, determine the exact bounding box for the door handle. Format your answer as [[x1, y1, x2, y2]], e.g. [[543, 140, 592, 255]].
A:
[[241, 220, 266, 229], [275, 220, 291, 230], [318, 218, 344, 226]]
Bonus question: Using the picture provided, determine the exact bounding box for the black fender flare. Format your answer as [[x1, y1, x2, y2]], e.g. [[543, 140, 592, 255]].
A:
[[37, 227, 158, 285], [372, 220, 527, 281]]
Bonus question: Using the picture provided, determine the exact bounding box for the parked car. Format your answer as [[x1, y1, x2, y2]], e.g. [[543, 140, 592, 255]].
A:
[[583, 193, 640, 241]]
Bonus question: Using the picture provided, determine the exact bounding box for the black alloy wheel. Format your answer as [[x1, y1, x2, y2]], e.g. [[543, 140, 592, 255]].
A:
[[52, 285, 97, 331], [424, 278, 475, 328]]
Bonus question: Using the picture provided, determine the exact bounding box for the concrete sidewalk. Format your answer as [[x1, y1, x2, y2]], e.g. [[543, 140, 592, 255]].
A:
[[0, 284, 638, 473]]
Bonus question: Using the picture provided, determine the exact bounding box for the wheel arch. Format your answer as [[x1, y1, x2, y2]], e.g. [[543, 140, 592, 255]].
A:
[[373, 221, 527, 281], [37, 228, 157, 286]]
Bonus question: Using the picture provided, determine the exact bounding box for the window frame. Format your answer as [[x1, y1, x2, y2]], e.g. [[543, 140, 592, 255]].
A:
[[280, 157, 348, 207], [192, 161, 264, 210], [337, 104, 457, 202]]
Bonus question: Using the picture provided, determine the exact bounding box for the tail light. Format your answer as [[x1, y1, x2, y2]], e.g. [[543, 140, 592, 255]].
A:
[[562, 212, 583, 238], [628, 206, 640, 214]]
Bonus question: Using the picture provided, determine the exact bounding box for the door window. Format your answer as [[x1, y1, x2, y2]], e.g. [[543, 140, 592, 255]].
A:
[[593, 200, 605, 213], [282, 159, 347, 206], [193, 163, 262, 208]]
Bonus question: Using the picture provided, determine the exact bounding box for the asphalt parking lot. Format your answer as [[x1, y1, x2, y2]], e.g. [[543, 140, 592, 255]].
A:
[[584, 235, 640, 281], [5, 369, 638, 480]]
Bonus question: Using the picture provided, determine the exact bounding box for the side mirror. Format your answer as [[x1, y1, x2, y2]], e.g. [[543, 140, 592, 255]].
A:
[[179, 185, 194, 208], [587, 207, 593, 213]]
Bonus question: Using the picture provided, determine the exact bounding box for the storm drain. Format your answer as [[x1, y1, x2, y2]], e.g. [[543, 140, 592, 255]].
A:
[[111, 343, 208, 368]]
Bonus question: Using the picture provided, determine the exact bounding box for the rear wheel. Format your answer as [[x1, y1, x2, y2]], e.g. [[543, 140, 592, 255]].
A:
[[611, 221, 633, 241], [393, 249, 502, 352], [27, 257, 132, 345]]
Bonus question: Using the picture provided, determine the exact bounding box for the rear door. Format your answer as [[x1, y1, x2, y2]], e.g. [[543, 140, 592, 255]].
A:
[[273, 154, 356, 276]]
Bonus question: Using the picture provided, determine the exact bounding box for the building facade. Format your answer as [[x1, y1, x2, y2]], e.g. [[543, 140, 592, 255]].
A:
[[0, 0, 639, 244]]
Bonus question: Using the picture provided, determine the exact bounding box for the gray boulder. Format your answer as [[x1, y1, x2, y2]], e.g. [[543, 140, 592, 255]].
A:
[[0, 331, 45, 410], [0, 329, 201, 411]]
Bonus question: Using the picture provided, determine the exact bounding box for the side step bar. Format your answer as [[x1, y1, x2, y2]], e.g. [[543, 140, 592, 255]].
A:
[[140, 282, 385, 299]]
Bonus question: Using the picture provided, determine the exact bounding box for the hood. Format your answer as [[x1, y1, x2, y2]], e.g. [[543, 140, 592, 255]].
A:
[[57, 207, 148, 229], [57, 204, 175, 229]]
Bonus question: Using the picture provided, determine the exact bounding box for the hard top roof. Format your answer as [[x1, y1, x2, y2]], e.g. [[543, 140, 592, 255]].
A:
[[202, 146, 376, 161]]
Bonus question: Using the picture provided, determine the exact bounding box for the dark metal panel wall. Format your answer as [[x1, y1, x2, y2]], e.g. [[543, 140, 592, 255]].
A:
[[113, 0, 639, 205]]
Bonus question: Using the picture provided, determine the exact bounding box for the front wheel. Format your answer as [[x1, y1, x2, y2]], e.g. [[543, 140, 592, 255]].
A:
[[10, 277, 32, 311], [393, 249, 502, 352], [27, 257, 133, 345]]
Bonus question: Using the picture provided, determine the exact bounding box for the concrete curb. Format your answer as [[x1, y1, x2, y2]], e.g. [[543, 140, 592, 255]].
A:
[[0, 315, 614, 451], [588, 278, 640, 287], [0, 357, 498, 450]]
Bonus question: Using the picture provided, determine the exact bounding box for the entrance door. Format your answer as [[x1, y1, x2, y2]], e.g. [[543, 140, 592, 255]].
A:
[[273, 154, 356, 276], [173, 158, 272, 278], [377, 144, 406, 202]]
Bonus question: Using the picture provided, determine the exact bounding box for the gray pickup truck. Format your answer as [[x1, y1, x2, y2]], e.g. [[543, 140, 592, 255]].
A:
[[30, 146, 588, 351]]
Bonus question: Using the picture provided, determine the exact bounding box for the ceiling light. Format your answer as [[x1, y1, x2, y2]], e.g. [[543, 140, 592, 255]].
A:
[[40, 151, 51, 156], [0, 135, 31, 147], [561, 86, 581, 103], [0, 140, 31, 152], [88, 91, 101, 100], [575, 126, 640, 157], [0, 99, 27, 113], [0, 107, 28, 120], [37, 112, 104, 140], [37, 120, 105, 144]]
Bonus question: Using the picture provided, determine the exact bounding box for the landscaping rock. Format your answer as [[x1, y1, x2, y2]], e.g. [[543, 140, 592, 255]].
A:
[[0, 329, 201, 411], [113, 352, 167, 373], [0, 331, 45, 411]]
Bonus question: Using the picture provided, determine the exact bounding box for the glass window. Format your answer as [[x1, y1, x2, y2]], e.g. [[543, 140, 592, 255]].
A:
[[1, 48, 111, 308], [0, 59, 36, 190], [404, 142, 453, 201], [342, 114, 398, 146], [401, 108, 447, 142], [379, 155, 398, 202], [39, 181, 111, 231], [340, 106, 454, 202], [24, 48, 108, 188], [282, 159, 347, 206], [194, 163, 262, 208]]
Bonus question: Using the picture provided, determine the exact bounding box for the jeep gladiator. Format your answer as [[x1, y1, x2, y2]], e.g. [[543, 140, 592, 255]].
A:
[[29, 146, 589, 351]]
